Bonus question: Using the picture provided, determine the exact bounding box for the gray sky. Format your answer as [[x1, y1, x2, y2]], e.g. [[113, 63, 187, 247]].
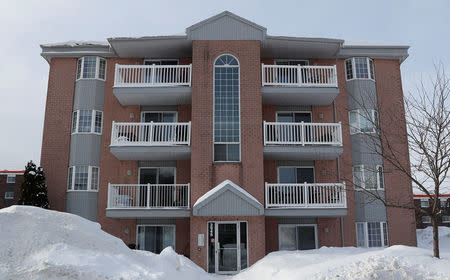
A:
[[0, 0, 449, 170]]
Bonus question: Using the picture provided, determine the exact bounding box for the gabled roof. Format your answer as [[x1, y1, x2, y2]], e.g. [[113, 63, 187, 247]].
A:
[[193, 180, 264, 216], [186, 10, 266, 33]]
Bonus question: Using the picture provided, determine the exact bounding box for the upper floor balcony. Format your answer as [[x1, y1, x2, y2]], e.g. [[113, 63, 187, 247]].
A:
[[106, 183, 190, 218], [113, 64, 192, 106], [261, 64, 339, 105], [109, 121, 191, 161], [263, 121, 343, 160], [265, 182, 347, 217]]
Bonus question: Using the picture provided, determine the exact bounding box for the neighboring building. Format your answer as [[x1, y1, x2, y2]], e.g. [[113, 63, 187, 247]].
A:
[[414, 194, 450, 229], [0, 171, 24, 208], [40, 11, 416, 274]]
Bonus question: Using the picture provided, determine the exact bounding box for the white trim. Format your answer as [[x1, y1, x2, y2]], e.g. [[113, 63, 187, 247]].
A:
[[67, 166, 99, 192], [278, 224, 318, 250], [71, 109, 103, 135], [213, 53, 241, 162], [136, 224, 176, 252], [143, 59, 179, 65], [352, 164, 384, 190], [140, 111, 178, 122], [420, 199, 430, 208], [206, 220, 248, 274], [422, 216, 431, 224], [6, 174, 16, 183], [349, 109, 377, 135], [376, 165, 385, 189], [76, 56, 107, 81], [4, 191, 14, 199], [138, 167, 176, 184], [274, 59, 309, 65], [441, 215, 450, 223], [345, 57, 375, 81], [277, 166, 315, 183], [356, 221, 388, 247]]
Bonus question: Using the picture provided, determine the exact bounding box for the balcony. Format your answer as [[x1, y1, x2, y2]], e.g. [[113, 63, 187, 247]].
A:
[[261, 64, 339, 105], [110, 122, 191, 161], [113, 64, 192, 106], [265, 183, 347, 217], [106, 183, 190, 218], [263, 122, 343, 160]]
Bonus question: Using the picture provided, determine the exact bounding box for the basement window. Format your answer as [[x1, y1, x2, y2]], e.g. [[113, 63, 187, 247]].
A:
[[76, 57, 107, 81]]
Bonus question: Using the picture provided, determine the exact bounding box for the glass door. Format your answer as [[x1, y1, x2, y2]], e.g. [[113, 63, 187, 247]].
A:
[[139, 168, 175, 207], [208, 221, 248, 274]]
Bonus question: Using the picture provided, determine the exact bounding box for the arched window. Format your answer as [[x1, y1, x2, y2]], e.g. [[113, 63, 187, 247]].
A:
[[213, 54, 240, 162]]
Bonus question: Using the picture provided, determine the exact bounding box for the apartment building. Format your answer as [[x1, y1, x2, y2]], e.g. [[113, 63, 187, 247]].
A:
[[414, 194, 450, 228], [40, 11, 416, 273], [0, 171, 24, 208]]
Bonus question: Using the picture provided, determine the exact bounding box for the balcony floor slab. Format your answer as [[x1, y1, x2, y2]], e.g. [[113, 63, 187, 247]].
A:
[[265, 208, 347, 217], [262, 87, 339, 105], [264, 145, 343, 160], [110, 146, 190, 161], [106, 208, 190, 218]]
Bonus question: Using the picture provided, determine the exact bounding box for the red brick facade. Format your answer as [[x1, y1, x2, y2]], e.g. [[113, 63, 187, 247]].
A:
[[40, 34, 415, 272]]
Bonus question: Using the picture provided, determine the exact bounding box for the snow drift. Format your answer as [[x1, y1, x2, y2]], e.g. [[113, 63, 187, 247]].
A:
[[417, 226, 450, 250], [0, 206, 208, 280], [1, 206, 450, 280]]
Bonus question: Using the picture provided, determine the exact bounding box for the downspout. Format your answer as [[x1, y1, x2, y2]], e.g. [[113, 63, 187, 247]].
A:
[[333, 44, 345, 247]]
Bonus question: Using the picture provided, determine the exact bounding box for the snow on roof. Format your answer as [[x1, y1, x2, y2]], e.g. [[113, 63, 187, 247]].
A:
[[193, 179, 261, 208], [41, 40, 110, 47], [343, 40, 408, 48], [0, 170, 24, 175]]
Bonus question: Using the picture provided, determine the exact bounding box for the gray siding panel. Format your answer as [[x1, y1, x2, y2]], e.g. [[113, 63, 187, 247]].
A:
[[347, 78, 387, 223], [66, 192, 98, 221], [188, 16, 265, 41], [73, 79, 105, 110], [354, 191, 387, 222], [196, 190, 261, 216], [69, 134, 102, 166]]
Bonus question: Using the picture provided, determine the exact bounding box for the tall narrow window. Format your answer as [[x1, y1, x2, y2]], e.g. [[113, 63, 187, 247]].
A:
[[213, 54, 240, 162]]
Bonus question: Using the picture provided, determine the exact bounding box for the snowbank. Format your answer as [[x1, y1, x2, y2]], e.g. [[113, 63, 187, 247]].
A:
[[1, 206, 450, 280], [417, 226, 450, 250], [233, 246, 450, 280], [0, 206, 209, 280]]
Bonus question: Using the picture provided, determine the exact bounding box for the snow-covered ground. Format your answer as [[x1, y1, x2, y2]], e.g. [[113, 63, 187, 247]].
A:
[[1, 206, 450, 280]]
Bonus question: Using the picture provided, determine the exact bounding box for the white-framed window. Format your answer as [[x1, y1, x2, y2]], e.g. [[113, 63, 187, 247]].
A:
[[345, 57, 375, 80], [72, 110, 103, 134], [213, 54, 240, 162], [352, 165, 384, 190], [440, 198, 448, 208], [356, 222, 388, 247], [422, 216, 431, 224], [6, 174, 16, 183], [420, 199, 430, 208], [76, 57, 107, 80], [136, 225, 175, 253], [442, 215, 450, 223], [349, 109, 378, 134], [4, 192, 14, 199], [67, 166, 99, 191]]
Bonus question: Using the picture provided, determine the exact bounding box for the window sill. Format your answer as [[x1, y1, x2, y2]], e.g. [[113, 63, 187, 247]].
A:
[[76, 78, 106, 82], [71, 132, 102, 136]]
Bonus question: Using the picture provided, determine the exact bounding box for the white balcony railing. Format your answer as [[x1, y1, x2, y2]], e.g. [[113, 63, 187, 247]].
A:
[[107, 183, 190, 209], [265, 183, 346, 208], [114, 64, 192, 87], [262, 64, 337, 87], [111, 122, 191, 146], [264, 122, 342, 146]]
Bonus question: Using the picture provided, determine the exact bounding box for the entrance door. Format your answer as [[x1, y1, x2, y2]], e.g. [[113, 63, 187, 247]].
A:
[[207, 221, 248, 274]]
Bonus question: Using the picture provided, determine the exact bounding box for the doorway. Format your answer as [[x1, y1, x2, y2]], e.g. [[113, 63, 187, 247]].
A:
[[207, 221, 248, 274]]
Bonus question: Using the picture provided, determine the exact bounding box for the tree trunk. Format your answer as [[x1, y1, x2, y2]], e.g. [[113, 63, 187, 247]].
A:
[[432, 217, 440, 258]]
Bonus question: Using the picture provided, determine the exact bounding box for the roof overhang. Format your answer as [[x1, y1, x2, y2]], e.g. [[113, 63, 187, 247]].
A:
[[339, 44, 410, 63], [193, 180, 264, 216], [107, 36, 192, 58], [261, 36, 343, 59], [40, 41, 115, 63]]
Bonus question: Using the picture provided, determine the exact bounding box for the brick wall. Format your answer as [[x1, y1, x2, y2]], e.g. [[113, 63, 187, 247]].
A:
[[375, 59, 417, 246], [40, 58, 77, 212]]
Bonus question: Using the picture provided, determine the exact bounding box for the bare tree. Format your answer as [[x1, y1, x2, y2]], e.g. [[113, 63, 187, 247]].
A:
[[344, 64, 450, 258]]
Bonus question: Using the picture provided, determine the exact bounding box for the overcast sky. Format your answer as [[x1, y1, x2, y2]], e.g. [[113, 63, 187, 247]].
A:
[[0, 0, 449, 170]]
